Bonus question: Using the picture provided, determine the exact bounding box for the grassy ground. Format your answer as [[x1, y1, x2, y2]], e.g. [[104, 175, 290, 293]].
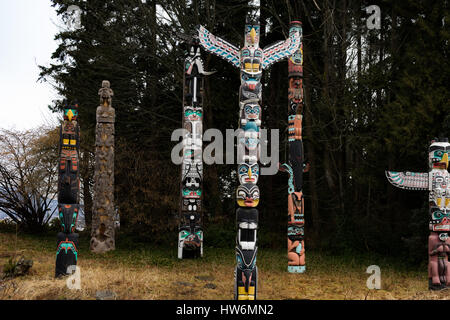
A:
[[0, 230, 449, 300]]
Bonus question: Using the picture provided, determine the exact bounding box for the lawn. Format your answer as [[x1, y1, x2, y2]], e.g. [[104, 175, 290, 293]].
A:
[[0, 230, 448, 300]]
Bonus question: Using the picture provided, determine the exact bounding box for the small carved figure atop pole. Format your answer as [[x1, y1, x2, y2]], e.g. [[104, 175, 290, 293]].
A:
[[99, 80, 114, 108]]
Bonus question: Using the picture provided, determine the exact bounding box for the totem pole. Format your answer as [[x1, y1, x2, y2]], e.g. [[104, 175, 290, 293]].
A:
[[178, 37, 213, 259], [280, 25, 306, 273], [90, 80, 116, 253], [386, 138, 450, 290], [196, 18, 301, 300], [55, 102, 80, 277]]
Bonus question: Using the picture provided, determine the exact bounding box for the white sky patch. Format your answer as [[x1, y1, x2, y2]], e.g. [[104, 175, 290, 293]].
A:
[[0, 0, 61, 130]]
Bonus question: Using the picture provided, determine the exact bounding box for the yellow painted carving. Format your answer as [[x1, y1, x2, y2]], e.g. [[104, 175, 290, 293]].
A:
[[67, 109, 74, 121], [250, 28, 256, 43]]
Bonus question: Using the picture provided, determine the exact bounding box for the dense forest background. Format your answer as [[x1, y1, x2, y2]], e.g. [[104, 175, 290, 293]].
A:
[[37, 0, 449, 262]]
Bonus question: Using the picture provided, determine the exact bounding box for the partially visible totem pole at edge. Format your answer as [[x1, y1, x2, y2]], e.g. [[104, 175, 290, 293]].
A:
[[386, 138, 450, 290], [197, 16, 301, 300], [178, 37, 213, 259], [280, 23, 306, 273], [55, 102, 81, 277], [90, 80, 116, 253]]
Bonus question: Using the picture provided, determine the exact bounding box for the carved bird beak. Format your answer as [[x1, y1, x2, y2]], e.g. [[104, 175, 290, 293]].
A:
[[250, 28, 256, 44], [441, 153, 449, 169], [67, 109, 74, 122]]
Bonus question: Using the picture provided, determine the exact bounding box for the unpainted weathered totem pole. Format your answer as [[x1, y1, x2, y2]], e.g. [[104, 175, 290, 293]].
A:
[[90, 80, 116, 253], [55, 102, 80, 277], [178, 37, 213, 259], [280, 24, 306, 273], [386, 138, 450, 290], [196, 17, 301, 300]]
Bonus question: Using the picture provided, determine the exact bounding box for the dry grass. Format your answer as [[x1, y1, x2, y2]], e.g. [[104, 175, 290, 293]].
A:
[[0, 231, 449, 300]]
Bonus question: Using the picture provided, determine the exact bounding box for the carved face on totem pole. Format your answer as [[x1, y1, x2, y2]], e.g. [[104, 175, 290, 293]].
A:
[[236, 183, 260, 207], [239, 122, 260, 151], [238, 163, 258, 185], [238, 163, 259, 185], [288, 42, 303, 73], [240, 103, 261, 126], [179, 212, 203, 249], [102, 80, 110, 88], [182, 186, 202, 199], [179, 228, 203, 247], [99, 80, 114, 107], [288, 224, 304, 240], [240, 80, 262, 102], [58, 204, 79, 234], [182, 163, 202, 204], [288, 78, 303, 109], [184, 106, 203, 122], [61, 103, 80, 152], [244, 18, 260, 49], [429, 139, 450, 170], [430, 206, 450, 233], [64, 103, 79, 122], [289, 44, 303, 65], [183, 144, 202, 162]]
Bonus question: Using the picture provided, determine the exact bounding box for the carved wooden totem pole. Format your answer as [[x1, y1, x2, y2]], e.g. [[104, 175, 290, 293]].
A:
[[90, 80, 116, 253], [386, 138, 450, 290], [178, 37, 213, 259], [280, 23, 306, 273], [55, 102, 80, 277], [196, 16, 301, 300]]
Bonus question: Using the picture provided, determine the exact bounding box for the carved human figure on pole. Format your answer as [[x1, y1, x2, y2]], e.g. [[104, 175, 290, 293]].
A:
[[90, 80, 116, 253], [99, 80, 114, 108]]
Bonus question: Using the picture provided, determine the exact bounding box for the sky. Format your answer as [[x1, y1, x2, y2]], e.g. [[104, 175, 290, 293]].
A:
[[0, 0, 61, 130]]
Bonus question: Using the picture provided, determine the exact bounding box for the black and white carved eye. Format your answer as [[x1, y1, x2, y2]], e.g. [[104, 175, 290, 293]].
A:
[[237, 190, 246, 199]]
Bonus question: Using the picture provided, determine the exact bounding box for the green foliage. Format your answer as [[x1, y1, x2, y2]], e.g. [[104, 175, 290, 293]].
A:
[[2, 255, 33, 279]]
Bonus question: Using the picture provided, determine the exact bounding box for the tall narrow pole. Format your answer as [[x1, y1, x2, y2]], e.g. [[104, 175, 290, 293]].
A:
[[196, 12, 301, 300], [282, 24, 306, 273], [55, 102, 80, 277], [90, 80, 116, 253], [234, 16, 263, 300], [178, 38, 210, 259]]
